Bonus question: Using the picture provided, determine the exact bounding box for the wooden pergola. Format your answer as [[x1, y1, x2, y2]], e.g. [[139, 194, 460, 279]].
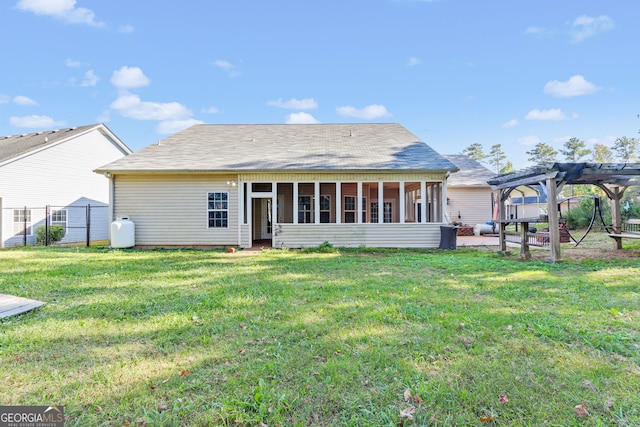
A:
[[488, 163, 640, 262]]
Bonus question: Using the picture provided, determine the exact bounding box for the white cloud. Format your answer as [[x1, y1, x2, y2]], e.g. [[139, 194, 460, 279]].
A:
[[110, 94, 191, 121], [267, 98, 318, 110], [119, 24, 134, 33], [10, 115, 65, 128], [13, 95, 38, 106], [518, 135, 541, 146], [544, 75, 600, 97], [336, 104, 391, 120], [525, 108, 574, 121], [214, 59, 240, 77], [80, 70, 98, 87], [203, 106, 221, 114], [65, 58, 82, 67], [110, 66, 150, 89], [285, 112, 320, 124], [569, 15, 614, 43], [502, 119, 519, 128], [407, 57, 422, 66], [16, 0, 105, 27], [96, 110, 111, 123], [525, 26, 554, 38], [156, 119, 203, 135]]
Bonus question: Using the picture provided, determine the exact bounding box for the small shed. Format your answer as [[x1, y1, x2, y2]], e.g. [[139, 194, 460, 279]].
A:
[[488, 162, 640, 262]]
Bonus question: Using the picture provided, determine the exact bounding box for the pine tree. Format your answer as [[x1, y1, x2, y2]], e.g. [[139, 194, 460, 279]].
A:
[[526, 143, 557, 164], [461, 143, 486, 162], [592, 144, 613, 163], [612, 136, 639, 162], [488, 144, 507, 173], [560, 137, 590, 162]]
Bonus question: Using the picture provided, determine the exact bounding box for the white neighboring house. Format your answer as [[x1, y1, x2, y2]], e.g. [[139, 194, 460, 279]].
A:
[[443, 154, 496, 226], [0, 124, 132, 247]]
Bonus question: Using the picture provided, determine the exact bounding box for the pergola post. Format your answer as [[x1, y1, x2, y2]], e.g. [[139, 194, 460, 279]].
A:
[[498, 189, 509, 254], [546, 176, 561, 262], [610, 186, 623, 250]]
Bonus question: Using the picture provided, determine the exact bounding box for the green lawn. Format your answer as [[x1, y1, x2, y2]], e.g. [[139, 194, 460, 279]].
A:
[[1, 246, 639, 426]]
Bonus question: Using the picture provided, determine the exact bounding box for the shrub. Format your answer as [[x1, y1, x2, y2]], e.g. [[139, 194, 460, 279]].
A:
[[563, 197, 611, 228], [34, 225, 65, 245]]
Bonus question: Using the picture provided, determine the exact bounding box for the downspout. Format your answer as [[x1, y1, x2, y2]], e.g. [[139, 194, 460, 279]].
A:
[[108, 173, 115, 243]]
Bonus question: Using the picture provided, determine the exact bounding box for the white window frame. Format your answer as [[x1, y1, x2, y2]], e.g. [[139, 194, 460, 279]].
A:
[[371, 201, 393, 223], [207, 192, 229, 228], [51, 209, 68, 230], [320, 195, 331, 223], [13, 209, 32, 236], [298, 195, 314, 223], [344, 195, 357, 223]]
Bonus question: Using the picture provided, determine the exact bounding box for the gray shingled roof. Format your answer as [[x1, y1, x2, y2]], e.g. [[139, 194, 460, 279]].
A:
[[0, 124, 103, 164], [443, 154, 495, 186], [96, 123, 458, 173]]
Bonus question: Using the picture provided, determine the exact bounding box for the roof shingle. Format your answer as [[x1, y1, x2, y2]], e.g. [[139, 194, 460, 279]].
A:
[[97, 123, 458, 173]]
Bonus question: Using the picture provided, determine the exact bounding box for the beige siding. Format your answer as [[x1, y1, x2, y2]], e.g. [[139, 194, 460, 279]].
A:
[[274, 223, 442, 248], [446, 187, 493, 226], [114, 174, 239, 246]]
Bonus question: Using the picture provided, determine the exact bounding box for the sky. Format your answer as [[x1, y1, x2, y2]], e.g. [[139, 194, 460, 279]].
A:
[[1, 0, 638, 171]]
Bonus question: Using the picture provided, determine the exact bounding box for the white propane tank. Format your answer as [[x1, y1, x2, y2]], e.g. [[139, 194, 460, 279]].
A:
[[111, 216, 135, 248]]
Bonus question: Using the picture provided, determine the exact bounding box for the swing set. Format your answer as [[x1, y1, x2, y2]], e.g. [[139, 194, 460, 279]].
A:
[[558, 196, 614, 246]]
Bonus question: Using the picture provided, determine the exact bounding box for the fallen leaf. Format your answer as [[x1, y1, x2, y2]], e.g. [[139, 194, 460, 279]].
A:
[[480, 415, 492, 422], [179, 370, 191, 377], [413, 395, 424, 404], [606, 397, 615, 408], [575, 404, 590, 417], [499, 394, 509, 404], [403, 389, 412, 402], [158, 403, 168, 413], [400, 406, 416, 420], [16, 356, 24, 362], [238, 349, 244, 354], [506, 325, 513, 331]]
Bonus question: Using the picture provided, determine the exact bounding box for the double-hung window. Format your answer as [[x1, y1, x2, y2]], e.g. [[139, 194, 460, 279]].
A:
[[320, 195, 331, 223], [208, 192, 229, 228], [51, 209, 68, 231], [344, 196, 356, 223], [13, 209, 32, 236], [371, 202, 393, 223], [298, 196, 313, 223], [344, 196, 367, 223]]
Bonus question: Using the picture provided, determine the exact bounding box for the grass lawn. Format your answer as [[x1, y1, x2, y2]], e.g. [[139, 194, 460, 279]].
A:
[[1, 244, 639, 426]]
